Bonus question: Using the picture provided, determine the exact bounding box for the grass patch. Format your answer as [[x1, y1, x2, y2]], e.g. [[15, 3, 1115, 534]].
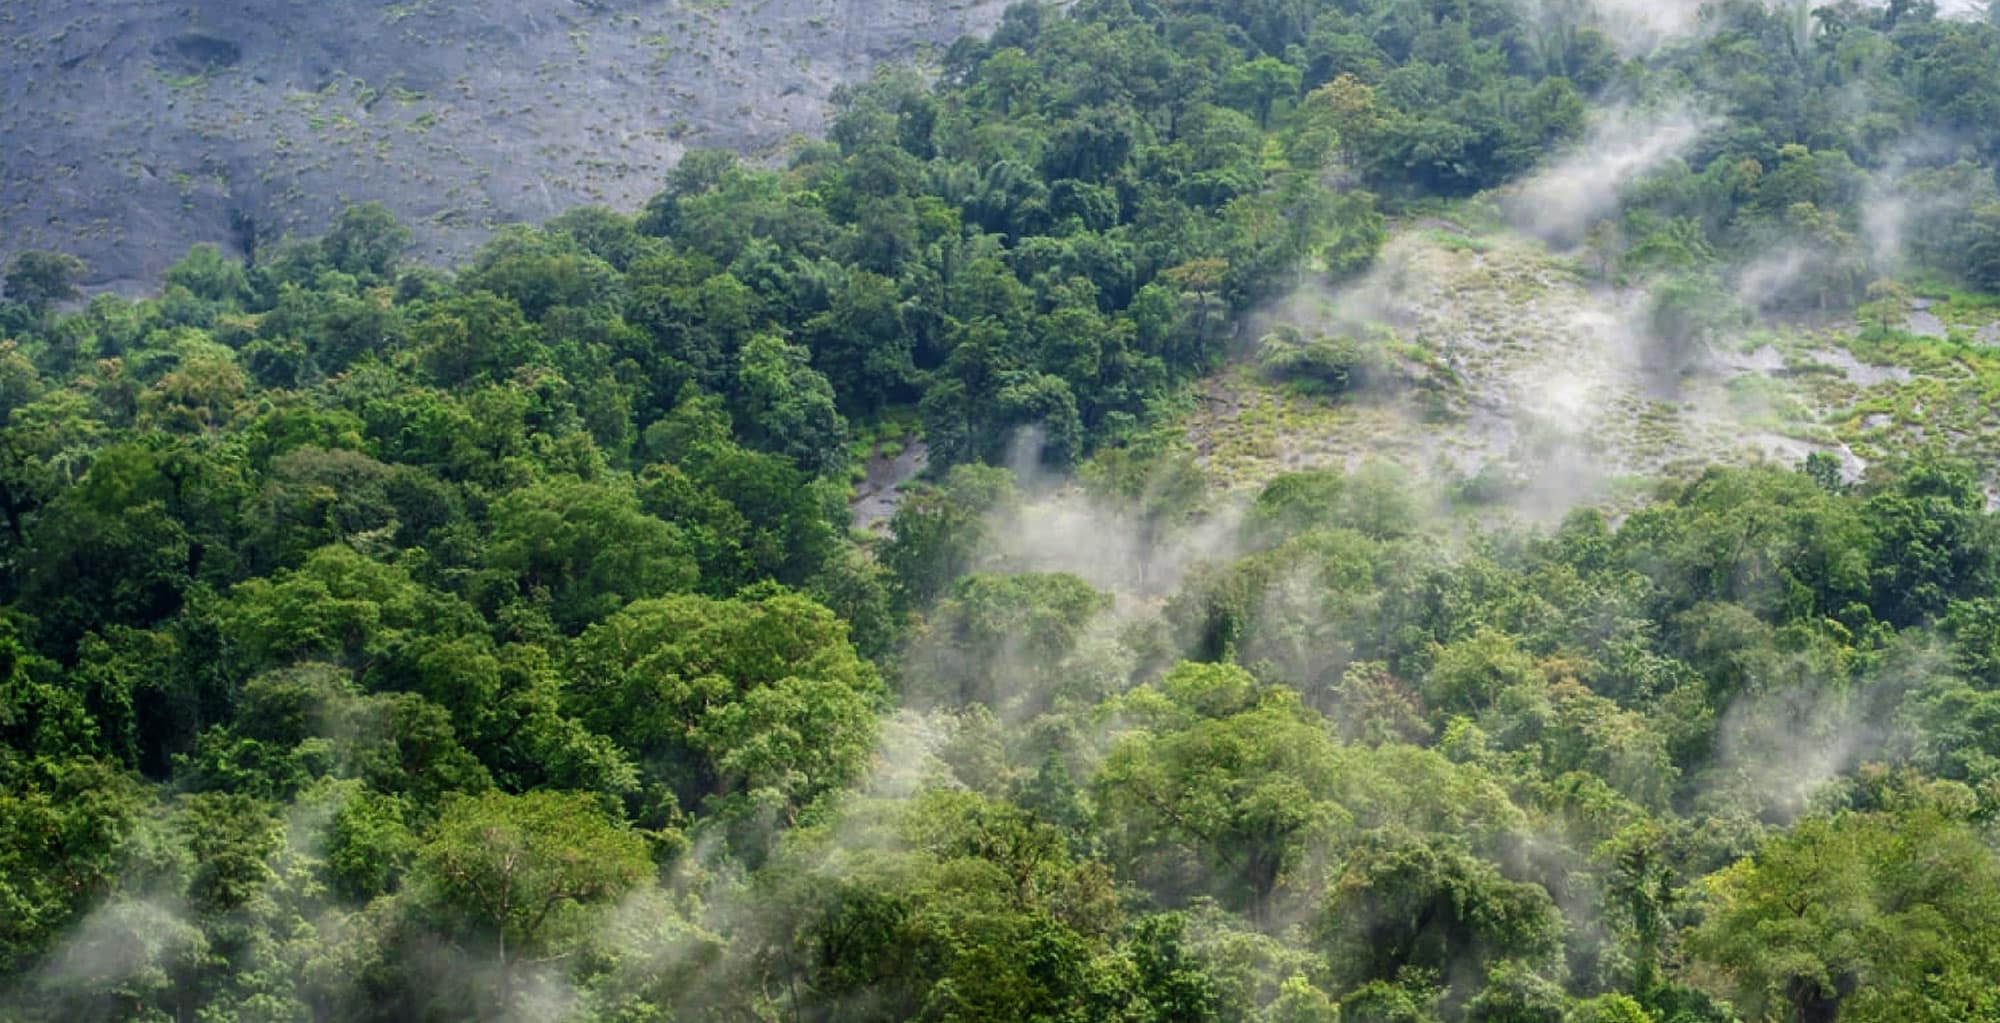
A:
[[1416, 229, 1494, 254]]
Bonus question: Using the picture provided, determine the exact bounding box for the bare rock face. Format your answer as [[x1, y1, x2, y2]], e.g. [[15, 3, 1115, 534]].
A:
[[0, 0, 1007, 291]]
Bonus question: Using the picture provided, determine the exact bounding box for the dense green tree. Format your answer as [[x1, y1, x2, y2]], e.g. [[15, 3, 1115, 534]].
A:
[[479, 474, 699, 631], [1691, 807, 2000, 1022], [1319, 831, 1566, 1010], [216, 544, 482, 681], [412, 291, 543, 387], [0, 752, 143, 971], [321, 202, 414, 283], [900, 571, 1110, 712], [564, 590, 881, 816], [1223, 57, 1304, 129], [880, 463, 1018, 609], [460, 224, 622, 322], [163, 244, 251, 311], [2, 251, 86, 316], [414, 789, 652, 1007], [1099, 663, 1351, 919], [732, 333, 849, 474]]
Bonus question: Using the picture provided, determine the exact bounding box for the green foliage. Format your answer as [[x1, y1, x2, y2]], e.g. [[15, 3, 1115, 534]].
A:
[[414, 789, 651, 1005], [164, 244, 251, 310], [1259, 329, 1386, 396], [3, 251, 86, 315], [1562, 994, 1650, 1023], [1222, 56, 1302, 129], [479, 474, 699, 631], [0, 753, 142, 970], [880, 463, 1018, 610], [326, 785, 416, 900], [1690, 806, 2000, 1022], [1320, 831, 1566, 1006], [1647, 274, 1735, 369], [900, 571, 1109, 712], [178, 790, 281, 914], [321, 202, 413, 283], [12, 0, 2000, 1017], [216, 544, 482, 677], [732, 333, 848, 474], [565, 590, 881, 815], [1100, 663, 1351, 917]]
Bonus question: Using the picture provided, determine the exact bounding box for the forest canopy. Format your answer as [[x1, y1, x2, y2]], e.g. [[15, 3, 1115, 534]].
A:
[[9, 0, 2000, 1021]]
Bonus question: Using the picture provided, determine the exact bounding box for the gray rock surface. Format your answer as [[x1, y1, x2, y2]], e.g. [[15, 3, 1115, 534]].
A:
[[0, 0, 1006, 291]]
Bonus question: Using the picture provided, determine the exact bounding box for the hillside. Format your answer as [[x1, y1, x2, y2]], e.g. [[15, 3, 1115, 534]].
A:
[[14, 0, 2000, 1021], [0, 0, 1006, 291], [1187, 217, 2000, 513]]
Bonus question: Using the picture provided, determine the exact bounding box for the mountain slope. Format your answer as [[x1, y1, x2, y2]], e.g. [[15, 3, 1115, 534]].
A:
[[0, 0, 1005, 291]]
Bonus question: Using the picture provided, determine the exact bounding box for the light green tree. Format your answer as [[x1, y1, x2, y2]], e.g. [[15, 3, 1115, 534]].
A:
[[414, 790, 651, 1007]]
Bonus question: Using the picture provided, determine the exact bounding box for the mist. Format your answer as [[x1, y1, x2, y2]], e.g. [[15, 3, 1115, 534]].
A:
[[12, 898, 204, 1009], [1520, 0, 1711, 56], [1501, 102, 1712, 245], [1699, 635, 1943, 826]]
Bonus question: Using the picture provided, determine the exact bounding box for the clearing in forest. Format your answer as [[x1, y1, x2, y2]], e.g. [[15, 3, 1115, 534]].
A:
[[1184, 217, 2000, 511]]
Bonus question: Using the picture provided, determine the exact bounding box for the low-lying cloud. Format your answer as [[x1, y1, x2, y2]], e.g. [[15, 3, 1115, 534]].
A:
[[1503, 102, 1712, 245]]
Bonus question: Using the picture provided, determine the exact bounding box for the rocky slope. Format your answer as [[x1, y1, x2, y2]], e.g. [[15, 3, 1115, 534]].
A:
[[1186, 218, 2000, 514], [0, 0, 1006, 291]]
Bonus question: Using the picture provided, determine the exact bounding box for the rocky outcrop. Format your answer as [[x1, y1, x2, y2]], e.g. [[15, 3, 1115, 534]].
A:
[[0, 0, 1008, 291]]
